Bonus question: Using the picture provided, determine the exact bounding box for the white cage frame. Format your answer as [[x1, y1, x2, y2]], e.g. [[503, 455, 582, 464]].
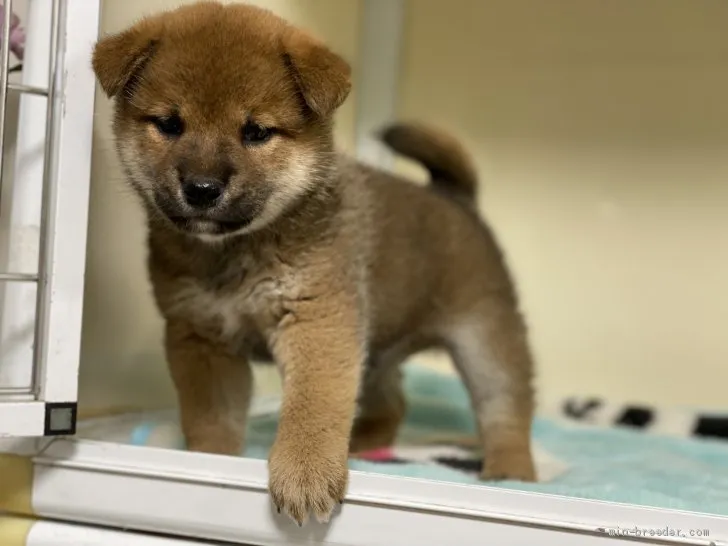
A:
[[0, 0, 96, 437], [0, 1, 726, 545]]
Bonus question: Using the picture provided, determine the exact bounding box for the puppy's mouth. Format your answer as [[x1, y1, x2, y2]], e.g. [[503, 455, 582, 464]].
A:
[[153, 193, 264, 237], [167, 215, 253, 236]]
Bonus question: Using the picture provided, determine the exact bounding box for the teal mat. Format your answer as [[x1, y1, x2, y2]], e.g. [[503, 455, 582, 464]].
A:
[[83, 364, 728, 517], [247, 365, 728, 516]]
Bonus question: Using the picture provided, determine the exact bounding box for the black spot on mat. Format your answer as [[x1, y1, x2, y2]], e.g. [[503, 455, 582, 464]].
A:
[[386, 457, 409, 464], [564, 398, 602, 419], [361, 456, 408, 464], [435, 457, 483, 473], [693, 417, 728, 440], [616, 407, 653, 428]]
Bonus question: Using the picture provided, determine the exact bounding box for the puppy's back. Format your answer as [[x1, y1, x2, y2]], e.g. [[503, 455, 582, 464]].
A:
[[343, 125, 518, 349]]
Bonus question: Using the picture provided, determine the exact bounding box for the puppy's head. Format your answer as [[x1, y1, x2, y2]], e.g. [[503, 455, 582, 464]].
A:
[[93, 1, 351, 238]]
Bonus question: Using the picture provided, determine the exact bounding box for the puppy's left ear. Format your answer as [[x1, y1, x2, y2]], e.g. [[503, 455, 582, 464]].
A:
[[283, 29, 351, 119]]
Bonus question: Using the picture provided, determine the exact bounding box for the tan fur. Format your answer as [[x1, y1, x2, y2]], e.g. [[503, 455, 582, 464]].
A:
[[93, 0, 536, 526]]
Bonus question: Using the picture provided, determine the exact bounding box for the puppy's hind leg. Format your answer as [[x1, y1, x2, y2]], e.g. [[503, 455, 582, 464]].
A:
[[446, 301, 537, 482], [350, 362, 406, 454]]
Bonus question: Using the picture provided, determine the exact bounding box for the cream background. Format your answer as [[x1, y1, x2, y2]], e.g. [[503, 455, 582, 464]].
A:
[[80, 0, 728, 413]]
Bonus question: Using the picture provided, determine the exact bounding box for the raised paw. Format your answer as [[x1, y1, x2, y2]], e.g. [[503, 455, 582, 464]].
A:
[[268, 442, 348, 526]]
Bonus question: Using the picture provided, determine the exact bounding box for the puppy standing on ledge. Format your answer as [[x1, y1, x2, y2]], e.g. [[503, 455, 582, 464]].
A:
[[93, 0, 537, 526]]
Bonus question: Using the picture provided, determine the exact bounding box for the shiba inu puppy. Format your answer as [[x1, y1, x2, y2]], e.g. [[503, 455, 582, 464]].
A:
[[93, 0, 536, 526]]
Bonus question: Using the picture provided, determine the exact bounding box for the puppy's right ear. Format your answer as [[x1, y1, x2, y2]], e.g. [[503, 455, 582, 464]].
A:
[[92, 20, 161, 98]]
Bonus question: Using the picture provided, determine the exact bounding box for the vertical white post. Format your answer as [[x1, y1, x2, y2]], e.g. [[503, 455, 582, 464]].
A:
[[32, 0, 98, 405], [354, 0, 405, 171]]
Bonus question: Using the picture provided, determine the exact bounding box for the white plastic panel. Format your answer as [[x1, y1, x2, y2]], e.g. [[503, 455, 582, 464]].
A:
[[21, 518, 214, 545], [0, 401, 43, 436], [0, 438, 717, 546]]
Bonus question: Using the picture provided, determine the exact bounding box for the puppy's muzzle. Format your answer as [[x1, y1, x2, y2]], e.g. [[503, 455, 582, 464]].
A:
[[182, 176, 225, 209]]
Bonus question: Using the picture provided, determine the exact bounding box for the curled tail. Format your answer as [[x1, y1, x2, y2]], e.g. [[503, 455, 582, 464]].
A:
[[379, 122, 479, 204]]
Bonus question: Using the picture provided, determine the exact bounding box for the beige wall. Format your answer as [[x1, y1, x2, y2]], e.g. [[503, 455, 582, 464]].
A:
[[396, 0, 728, 408], [80, 0, 728, 413]]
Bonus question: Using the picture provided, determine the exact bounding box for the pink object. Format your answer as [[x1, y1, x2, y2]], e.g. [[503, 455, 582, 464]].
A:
[[0, 4, 25, 60], [352, 447, 396, 462]]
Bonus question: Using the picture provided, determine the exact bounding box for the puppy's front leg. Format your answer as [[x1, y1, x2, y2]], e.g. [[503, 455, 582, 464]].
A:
[[268, 301, 363, 526], [165, 320, 252, 455]]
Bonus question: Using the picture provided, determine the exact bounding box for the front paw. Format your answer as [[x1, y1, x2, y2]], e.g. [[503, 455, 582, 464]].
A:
[[481, 450, 537, 482], [268, 440, 348, 526]]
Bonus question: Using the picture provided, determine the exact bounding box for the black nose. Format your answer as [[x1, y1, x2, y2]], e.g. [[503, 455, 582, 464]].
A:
[[181, 177, 224, 208]]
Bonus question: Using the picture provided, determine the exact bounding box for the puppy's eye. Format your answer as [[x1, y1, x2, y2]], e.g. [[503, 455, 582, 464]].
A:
[[241, 121, 273, 145], [151, 115, 184, 137]]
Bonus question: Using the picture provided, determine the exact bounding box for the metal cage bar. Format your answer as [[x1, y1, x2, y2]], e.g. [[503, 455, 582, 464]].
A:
[[0, 1, 67, 398], [0, 0, 14, 207]]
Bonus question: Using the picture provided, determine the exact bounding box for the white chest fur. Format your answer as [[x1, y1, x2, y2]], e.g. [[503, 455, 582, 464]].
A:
[[166, 273, 291, 346]]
